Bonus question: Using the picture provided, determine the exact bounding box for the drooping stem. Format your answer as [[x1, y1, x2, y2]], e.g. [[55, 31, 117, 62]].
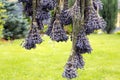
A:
[[68, 0, 85, 61], [85, 0, 92, 8], [63, 0, 69, 10], [55, 0, 61, 14], [80, 0, 85, 21], [32, 0, 37, 22]]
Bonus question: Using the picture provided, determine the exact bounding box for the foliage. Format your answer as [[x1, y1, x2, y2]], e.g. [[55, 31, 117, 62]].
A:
[[68, 0, 75, 7], [2, 0, 29, 40], [0, 2, 6, 26], [101, 0, 118, 34], [0, 1, 7, 37], [3, 15, 29, 40], [115, 31, 120, 35], [0, 34, 120, 80]]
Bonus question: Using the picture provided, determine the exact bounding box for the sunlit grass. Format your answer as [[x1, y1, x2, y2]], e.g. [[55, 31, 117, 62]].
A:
[[0, 34, 120, 80]]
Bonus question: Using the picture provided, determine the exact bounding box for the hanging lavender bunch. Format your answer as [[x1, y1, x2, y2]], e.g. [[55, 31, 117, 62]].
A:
[[29, 23, 42, 44], [74, 53, 85, 69], [37, 0, 55, 30], [36, 18, 44, 30], [36, 10, 50, 21], [76, 30, 92, 54], [93, 0, 103, 10], [50, 14, 68, 42], [62, 60, 77, 79], [60, 10, 73, 25], [23, 23, 42, 50], [40, 0, 56, 10], [35, 0, 50, 30], [35, 9, 50, 30], [60, 0, 81, 26], [63, 52, 85, 79], [18, 0, 30, 3], [45, 12, 56, 36], [67, 0, 81, 19], [19, 0, 33, 16], [59, 0, 72, 25], [24, 2, 33, 16], [84, 5, 106, 35], [23, 37, 36, 50]]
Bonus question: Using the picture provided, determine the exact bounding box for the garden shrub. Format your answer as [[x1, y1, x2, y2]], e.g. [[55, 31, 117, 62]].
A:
[[2, 0, 29, 40]]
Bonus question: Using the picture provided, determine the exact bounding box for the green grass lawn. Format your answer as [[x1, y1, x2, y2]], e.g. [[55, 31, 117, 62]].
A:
[[0, 34, 120, 80]]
